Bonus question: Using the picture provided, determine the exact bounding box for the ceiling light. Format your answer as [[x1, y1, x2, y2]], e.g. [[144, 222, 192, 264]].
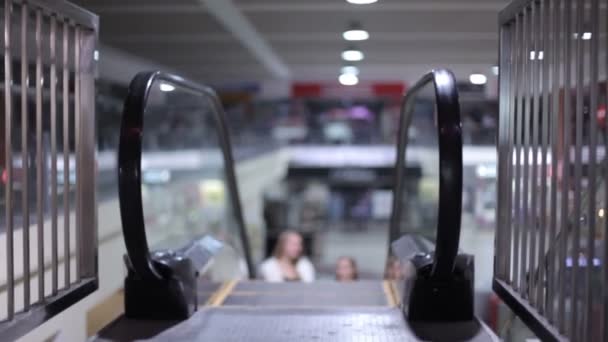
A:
[[346, 0, 378, 4], [343, 21, 369, 41], [492, 66, 499, 76], [469, 73, 487, 85], [341, 65, 360, 75], [339, 73, 359, 86], [94, 50, 99, 61], [159, 83, 175, 92], [343, 29, 369, 41], [342, 48, 364, 61]]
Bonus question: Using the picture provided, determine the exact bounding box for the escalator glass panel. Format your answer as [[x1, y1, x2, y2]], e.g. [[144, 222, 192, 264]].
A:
[[395, 81, 439, 244], [139, 77, 247, 280]]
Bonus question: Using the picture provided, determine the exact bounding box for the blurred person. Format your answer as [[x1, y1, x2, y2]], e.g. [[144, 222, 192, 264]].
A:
[[335, 256, 358, 282], [259, 231, 315, 282], [384, 256, 405, 280]]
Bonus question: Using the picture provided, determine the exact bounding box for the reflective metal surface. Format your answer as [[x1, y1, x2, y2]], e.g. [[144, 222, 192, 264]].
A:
[[0, 0, 98, 340], [496, 0, 606, 340]]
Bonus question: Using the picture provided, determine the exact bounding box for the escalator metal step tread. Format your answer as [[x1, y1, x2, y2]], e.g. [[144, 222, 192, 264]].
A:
[[224, 280, 391, 307], [94, 307, 414, 342], [93, 282, 498, 341], [223, 293, 387, 306], [234, 280, 384, 293]]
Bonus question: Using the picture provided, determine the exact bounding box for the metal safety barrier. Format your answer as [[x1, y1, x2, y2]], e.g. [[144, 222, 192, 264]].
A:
[[495, 0, 607, 340], [0, 1, 98, 340]]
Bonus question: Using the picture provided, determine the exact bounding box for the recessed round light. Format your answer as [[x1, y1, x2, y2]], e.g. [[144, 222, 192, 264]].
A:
[[343, 29, 369, 41], [469, 73, 487, 85], [342, 49, 364, 61], [339, 73, 359, 86], [346, 0, 378, 4]]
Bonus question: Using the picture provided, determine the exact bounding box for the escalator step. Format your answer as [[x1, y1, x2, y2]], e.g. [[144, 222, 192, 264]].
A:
[[95, 307, 413, 342], [222, 280, 393, 307]]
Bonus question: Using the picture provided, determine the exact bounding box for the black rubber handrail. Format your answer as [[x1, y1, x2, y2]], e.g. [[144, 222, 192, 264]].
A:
[[118, 71, 255, 281], [389, 69, 463, 280]]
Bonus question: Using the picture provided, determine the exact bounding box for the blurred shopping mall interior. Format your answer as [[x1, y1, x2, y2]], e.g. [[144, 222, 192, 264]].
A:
[[1, 0, 607, 341]]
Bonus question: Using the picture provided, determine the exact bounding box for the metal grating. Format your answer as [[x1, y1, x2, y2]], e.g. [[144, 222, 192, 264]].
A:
[[495, 0, 607, 341], [0, 0, 98, 340]]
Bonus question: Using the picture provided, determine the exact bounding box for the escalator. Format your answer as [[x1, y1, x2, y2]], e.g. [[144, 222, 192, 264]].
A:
[[92, 70, 498, 341]]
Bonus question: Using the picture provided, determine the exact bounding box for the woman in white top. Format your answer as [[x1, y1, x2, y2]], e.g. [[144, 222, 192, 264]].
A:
[[259, 231, 315, 282]]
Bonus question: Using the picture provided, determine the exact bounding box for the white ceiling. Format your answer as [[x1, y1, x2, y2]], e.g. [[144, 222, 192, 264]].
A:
[[73, 0, 511, 85]]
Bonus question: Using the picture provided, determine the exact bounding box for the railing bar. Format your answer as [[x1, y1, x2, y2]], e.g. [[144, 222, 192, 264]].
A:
[[63, 20, 70, 288], [20, 0, 30, 311], [604, 0, 608, 337], [547, 0, 561, 323], [547, 0, 561, 322], [513, 13, 523, 290], [4, 0, 15, 320], [74, 26, 81, 280], [499, 22, 515, 281], [496, 26, 504, 279], [50, 13, 58, 296], [529, 1, 539, 306], [585, 0, 599, 339], [558, 0, 573, 333], [537, 0, 550, 313], [570, 0, 584, 338], [506, 19, 517, 283], [520, 5, 531, 297], [35, 7, 44, 302]]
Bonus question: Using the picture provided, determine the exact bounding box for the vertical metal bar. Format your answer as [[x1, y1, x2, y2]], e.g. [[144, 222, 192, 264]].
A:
[[604, 0, 608, 338], [20, 1, 30, 311], [558, 0, 572, 333], [513, 13, 523, 290], [78, 28, 97, 279], [498, 22, 513, 281], [50, 14, 59, 296], [4, 0, 15, 320], [35, 8, 44, 302], [537, 0, 550, 313], [496, 25, 504, 279], [585, 0, 599, 339], [74, 26, 81, 280], [604, 1, 608, 336], [520, 5, 531, 296], [63, 20, 70, 287], [570, 0, 584, 338], [547, 0, 560, 323], [529, 1, 539, 305], [506, 20, 517, 283]]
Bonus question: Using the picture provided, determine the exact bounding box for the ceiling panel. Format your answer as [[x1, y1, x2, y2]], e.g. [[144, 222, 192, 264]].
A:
[[72, 0, 509, 84], [97, 12, 226, 37], [246, 11, 498, 34]]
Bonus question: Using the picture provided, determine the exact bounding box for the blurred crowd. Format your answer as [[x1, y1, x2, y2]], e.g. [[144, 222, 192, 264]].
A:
[[259, 230, 405, 282]]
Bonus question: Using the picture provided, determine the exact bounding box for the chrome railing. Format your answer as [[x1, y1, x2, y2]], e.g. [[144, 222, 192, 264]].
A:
[[495, 0, 606, 340], [0, 1, 98, 340]]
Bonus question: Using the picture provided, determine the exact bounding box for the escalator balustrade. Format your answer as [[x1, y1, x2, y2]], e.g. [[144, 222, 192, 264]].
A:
[[93, 70, 497, 341]]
